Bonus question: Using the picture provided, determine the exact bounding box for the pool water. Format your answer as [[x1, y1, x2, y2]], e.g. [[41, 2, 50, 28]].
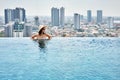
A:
[[0, 37, 120, 80]]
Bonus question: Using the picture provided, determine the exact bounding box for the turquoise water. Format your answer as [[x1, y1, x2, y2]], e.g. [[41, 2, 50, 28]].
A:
[[0, 37, 120, 80]]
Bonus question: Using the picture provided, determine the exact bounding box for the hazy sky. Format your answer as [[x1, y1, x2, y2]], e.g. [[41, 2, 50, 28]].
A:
[[0, 0, 120, 16]]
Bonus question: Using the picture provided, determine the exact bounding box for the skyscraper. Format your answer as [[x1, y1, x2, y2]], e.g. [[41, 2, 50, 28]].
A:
[[51, 7, 59, 26], [13, 21, 24, 37], [14, 8, 26, 22], [4, 8, 26, 24], [87, 10, 92, 23], [4, 22, 14, 37], [107, 17, 114, 29], [97, 10, 103, 24], [74, 13, 80, 29], [34, 16, 40, 26], [80, 15, 84, 21], [60, 7, 65, 27], [23, 23, 32, 37], [4, 9, 14, 24]]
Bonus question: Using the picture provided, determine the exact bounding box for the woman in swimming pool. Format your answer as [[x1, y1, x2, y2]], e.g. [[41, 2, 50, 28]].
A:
[[31, 25, 51, 40]]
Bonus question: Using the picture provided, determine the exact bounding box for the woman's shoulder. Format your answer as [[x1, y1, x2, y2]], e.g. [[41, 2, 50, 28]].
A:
[[31, 33, 39, 39], [44, 33, 51, 36], [34, 33, 39, 37]]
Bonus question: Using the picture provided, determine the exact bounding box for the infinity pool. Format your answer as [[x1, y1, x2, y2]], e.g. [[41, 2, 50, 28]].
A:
[[0, 37, 120, 80]]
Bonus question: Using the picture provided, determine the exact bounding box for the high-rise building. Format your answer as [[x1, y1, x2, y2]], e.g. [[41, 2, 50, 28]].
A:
[[13, 21, 24, 31], [51, 7, 59, 26], [80, 15, 84, 21], [4, 22, 14, 37], [60, 7, 65, 27], [107, 17, 114, 29], [14, 8, 26, 22], [97, 10, 103, 24], [4, 20, 32, 37], [13, 21, 24, 37], [74, 13, 80, 29], [87, 10, 92, 23], [4, 8, 26, 24], [34, 16, 40, 26], [23, 23, 32, 37], [4, 9, 14, 24]]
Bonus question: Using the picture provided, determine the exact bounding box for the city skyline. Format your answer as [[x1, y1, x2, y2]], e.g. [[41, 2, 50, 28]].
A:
[[0, 0, 120, 16], [4, 8, 26, 24]]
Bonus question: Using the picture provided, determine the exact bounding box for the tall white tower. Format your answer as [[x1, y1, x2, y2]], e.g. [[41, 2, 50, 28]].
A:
[[87, 10, 92, 23], [107, 17, 114, 29], [97, 10, 103, 24], [74, 13, 80, 29], [60, 7, 65, 27], [4, 22, 14, 37], [23, 23, 32, 37], [51, 7, 59, 26]]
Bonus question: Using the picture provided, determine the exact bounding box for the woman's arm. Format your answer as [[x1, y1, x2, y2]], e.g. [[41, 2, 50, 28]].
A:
[[45, 33, 51, 40], [31, 34, 38, 40]]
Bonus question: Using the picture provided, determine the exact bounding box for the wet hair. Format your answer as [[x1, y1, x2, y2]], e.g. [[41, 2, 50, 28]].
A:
[[38, 27, 45, 35]]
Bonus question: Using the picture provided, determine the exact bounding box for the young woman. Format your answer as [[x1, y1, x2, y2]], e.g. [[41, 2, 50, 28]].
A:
[[31, 26, 51, 40]]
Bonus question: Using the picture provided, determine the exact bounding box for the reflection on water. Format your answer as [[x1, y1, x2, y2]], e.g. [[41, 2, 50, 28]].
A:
[[34, 39, 49, 61], [38, 39, 47, 49], [38, 40, 47, 54], [33, 39, 48, 49]]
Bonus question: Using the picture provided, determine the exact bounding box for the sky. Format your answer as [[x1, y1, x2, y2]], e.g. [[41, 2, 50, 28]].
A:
[[0, 0, 120, 16]]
